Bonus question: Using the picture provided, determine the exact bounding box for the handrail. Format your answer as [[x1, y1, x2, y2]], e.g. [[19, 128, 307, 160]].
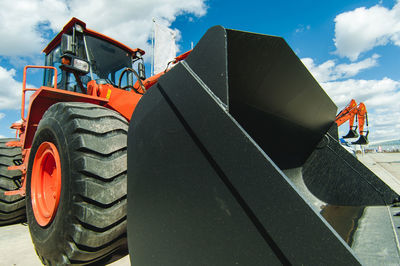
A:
[[22, 66, 57, 121]]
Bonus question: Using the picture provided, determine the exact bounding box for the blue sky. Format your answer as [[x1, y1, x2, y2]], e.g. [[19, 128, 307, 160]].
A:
[[0, 0, 399, 142]]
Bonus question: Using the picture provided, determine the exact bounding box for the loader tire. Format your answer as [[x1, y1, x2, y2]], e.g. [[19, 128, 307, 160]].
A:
[[26, 102, 128, 265], [0, 138, 25, 225]]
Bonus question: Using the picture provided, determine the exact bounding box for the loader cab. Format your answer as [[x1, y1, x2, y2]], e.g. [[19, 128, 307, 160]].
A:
[[42, 18, 145, 94]]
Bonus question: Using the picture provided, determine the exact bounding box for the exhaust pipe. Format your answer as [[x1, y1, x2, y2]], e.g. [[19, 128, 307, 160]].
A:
[[127, 26, 398, 265]]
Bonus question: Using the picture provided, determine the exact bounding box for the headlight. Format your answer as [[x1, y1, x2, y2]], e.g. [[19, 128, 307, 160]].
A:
[[60, 54, 90, 75], [73, 58, 89, 72]]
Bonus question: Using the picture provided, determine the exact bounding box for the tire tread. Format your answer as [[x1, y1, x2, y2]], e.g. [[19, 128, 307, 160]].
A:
[[0, 138, 25, 226]]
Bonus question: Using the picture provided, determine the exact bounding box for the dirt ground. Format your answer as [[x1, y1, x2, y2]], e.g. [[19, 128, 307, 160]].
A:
[[0, 152, 399, 265]]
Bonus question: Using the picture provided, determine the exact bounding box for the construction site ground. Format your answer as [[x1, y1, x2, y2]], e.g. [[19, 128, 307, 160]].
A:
[[0, 152, 399, 265]]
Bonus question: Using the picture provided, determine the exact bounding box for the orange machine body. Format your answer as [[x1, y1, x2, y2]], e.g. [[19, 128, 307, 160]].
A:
[[5, 17, 191, 196], [6, 67, 142, 196]]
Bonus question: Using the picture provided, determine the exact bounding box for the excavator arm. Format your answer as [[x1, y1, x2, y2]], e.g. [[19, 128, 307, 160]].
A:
[[353, 102, 369, 144], [356, 102, 368, 133]]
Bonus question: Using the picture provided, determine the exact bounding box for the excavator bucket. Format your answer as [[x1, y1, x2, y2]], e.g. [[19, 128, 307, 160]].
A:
[[352, 133, 369, 145], [127, 26, 399, 265], [343, 128, 359, 139]]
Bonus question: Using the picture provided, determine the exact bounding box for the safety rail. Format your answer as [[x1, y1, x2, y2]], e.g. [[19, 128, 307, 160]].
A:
[[22, 66, 57, 121]]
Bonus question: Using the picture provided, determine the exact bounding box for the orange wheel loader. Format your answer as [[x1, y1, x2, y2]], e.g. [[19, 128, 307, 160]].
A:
[[1, 18, 399, 265]]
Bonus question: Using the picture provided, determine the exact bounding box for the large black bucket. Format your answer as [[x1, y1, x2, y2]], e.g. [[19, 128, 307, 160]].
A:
[[127, 26, 399, 265]]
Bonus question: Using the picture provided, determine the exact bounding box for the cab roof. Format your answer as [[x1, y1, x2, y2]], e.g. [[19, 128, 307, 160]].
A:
[[42, 17, 145, 56]]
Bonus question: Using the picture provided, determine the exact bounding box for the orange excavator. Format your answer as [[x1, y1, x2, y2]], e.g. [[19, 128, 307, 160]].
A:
[[335, 99, 369, 145]]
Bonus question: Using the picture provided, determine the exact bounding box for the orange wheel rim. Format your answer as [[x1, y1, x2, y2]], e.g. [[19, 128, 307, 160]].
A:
[[31, 142, 62, 227]]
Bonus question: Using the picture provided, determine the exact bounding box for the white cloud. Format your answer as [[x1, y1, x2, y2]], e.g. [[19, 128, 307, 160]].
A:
[[321, 78, 400, 108], [303, 55, 400, 142], [0, 0, 69, 57], [365, 109, 400, 141], [0, 0, 207, 115], [301, 54, 379, 82], [0, 113, 4, 120], [334, 1, 400, 60], [322, 78, 400, 142], [303, 2, 400, 142], [295, 24, 310, 33], [0, 0, 208, 58], [0, 66, 22, 109]]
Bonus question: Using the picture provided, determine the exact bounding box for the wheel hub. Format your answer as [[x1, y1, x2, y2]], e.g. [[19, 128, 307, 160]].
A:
[[31, 142, 61, 226]]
